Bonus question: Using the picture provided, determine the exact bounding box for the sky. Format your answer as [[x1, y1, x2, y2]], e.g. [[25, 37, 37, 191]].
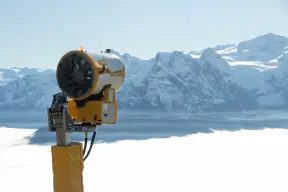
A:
[[0, 0, 288, 69], [1, 127, 288, 192]]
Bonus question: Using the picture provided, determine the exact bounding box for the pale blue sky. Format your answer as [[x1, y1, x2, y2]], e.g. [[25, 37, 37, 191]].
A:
[[1, 0, 287, 69]]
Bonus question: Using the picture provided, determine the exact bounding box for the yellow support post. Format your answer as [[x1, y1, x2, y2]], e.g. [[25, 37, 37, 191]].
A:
[[51, 142, 84, 192]]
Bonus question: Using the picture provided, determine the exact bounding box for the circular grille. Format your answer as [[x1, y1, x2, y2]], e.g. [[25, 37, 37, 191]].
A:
[[56, 50, 96, 99]]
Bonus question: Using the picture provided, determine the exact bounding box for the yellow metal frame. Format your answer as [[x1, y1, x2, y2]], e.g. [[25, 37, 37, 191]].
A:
[[51, 142, 84, 192], [67, 88, 118, 124]]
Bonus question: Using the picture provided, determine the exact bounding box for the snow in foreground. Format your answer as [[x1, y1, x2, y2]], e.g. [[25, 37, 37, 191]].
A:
[[1, 127, 288, 192]]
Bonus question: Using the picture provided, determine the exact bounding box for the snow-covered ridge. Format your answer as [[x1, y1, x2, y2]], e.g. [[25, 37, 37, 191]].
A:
[[1, 33, 288, 112]]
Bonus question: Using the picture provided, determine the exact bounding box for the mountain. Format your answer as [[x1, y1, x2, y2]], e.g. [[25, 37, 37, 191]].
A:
[[1, 33, 288, 113], [0, 68, 58, 109], [215, 33, 288, 63], [118, 50, 257, 112]]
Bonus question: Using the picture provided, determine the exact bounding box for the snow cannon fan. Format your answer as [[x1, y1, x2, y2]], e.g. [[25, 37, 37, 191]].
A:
[[48, 48, 125, 133]]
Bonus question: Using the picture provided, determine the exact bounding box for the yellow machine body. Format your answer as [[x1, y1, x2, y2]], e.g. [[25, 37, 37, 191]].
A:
[[67, 88, 118, 124], [50, 48, 125, 192], [56, 49, 125, 101]]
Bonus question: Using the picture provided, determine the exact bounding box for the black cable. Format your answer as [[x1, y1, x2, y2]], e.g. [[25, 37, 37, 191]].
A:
[[83, 132, 88, 156], [83, 131, 96, 161]]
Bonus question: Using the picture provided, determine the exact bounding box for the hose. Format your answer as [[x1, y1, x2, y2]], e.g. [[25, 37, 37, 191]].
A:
[[83, 132, 88, 156], [83, 131, 96, 161]]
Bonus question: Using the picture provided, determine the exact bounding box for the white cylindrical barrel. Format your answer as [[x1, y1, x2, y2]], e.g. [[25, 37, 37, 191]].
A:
[[56, 49, 125, 100]]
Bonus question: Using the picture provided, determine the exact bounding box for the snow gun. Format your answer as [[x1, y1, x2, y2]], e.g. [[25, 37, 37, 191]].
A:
[[47, 47, 125, 192]]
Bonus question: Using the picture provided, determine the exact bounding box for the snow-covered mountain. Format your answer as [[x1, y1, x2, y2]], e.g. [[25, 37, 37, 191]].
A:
[[0, 68, 58, 109], [1, 33, 288, 113]]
